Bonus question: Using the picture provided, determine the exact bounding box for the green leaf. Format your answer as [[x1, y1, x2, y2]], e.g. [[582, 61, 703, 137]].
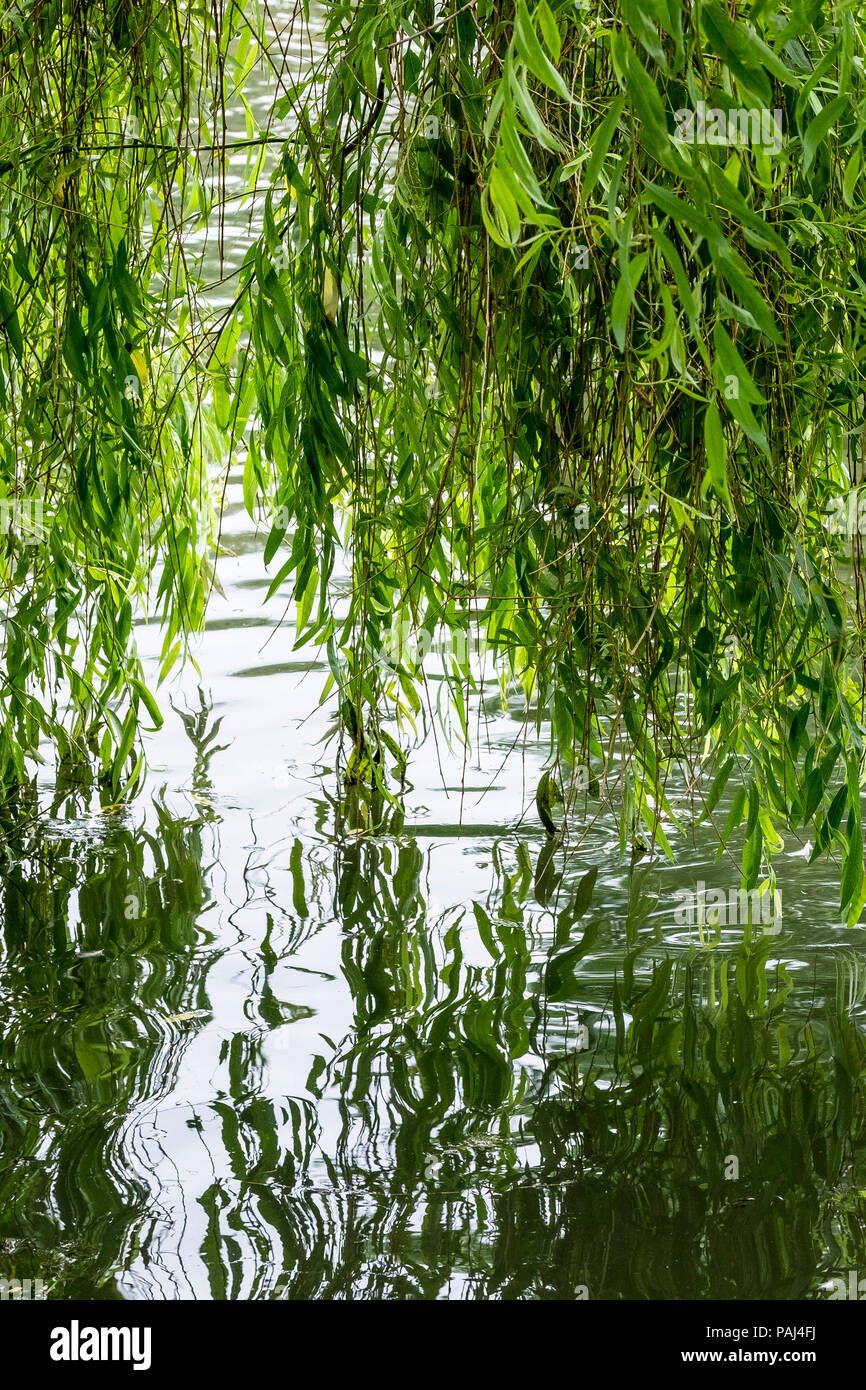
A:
[[719, 786, 747, 851], [535, 0, 561, 62], [485, 162, 523, 243], [0, 287, 23, 361], [572, 865, 598, 919], [553, 688, 573, 752], [130, 677, 163, 730], [621, 0, 667, 67], [713, 322, 771, 459], [243, 449, 258, 518], [611, 272, 631, 351], [611, 31, 672, 161], [706, 164, 790, 262], [580, 95, 625, 204], [714, 245, 782, 344], [508, 62, 566, 152], [700, 756, 736, 823], [497, 99, 550, 206], [536, 769, 560, 835], [704, 402, 730, 504], [642, 181, 717, 243], [62, 307, 89, 384], [703, 2, 797, 92], [843, 145, 862, 207], [513, 0, 571, 101], [803, 94, 848, 175], [841, 816, 864, 925], [473, 900, 500, 959], [651, 228, 698, 326]]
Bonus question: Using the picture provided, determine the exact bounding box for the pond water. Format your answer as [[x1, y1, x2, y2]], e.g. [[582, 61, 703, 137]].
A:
[[3, 5, 866, 1303]]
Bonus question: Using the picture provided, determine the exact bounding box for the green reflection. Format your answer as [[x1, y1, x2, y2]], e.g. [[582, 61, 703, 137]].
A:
[[3, 799, 866, 1300]]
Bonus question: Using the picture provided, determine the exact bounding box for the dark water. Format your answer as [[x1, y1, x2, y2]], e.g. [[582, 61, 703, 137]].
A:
[[4, 6, 866, 1303]]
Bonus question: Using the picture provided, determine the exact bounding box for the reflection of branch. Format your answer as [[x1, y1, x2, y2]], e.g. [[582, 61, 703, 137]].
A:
[[170, 687, 230, 790]]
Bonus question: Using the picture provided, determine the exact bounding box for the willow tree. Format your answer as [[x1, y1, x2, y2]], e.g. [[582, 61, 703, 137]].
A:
[[0, 0, 247, 802], [236, 0, 866, 922], [4, 2, 866, 921]]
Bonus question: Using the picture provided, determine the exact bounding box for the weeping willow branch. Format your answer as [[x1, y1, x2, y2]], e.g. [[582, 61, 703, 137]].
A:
[[235, 0, 866, 924]]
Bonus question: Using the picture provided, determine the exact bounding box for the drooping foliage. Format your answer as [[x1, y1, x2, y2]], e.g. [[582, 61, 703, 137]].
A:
[[0, 0, 251, 799], [5, 2, 866, 921], [237, 0, 866, 921]]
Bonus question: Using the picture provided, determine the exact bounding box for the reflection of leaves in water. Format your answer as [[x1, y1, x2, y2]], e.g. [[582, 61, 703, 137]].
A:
[[172, 687, 230, 794], [0, 790, 217, 1295], [5, 819, 866, 1299], [200, 839, 866, 1300]]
